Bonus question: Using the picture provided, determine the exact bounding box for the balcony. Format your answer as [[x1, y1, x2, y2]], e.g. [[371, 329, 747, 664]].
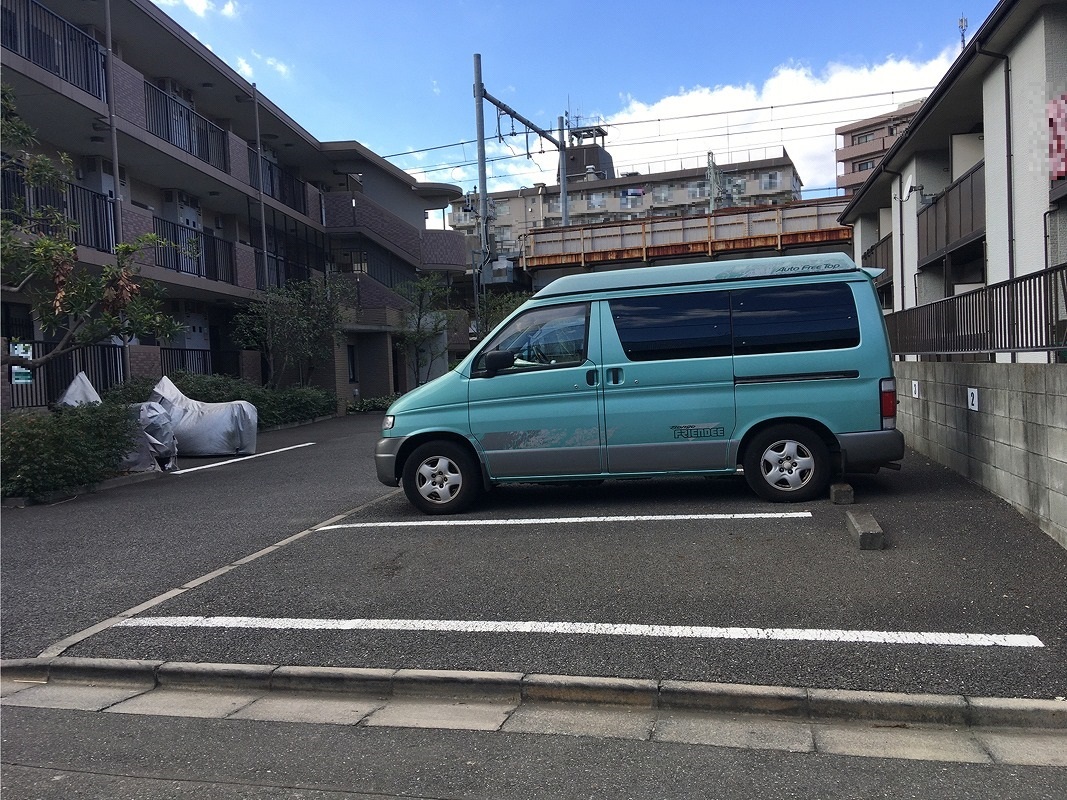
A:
[[2, 166, 115, 252], [917, 162, 985, 267], [144, 84, 229, 172], [1, 0, 106, 101], [153, 218, 236, 284], [247, 149, 307, 215], [835, 134, 898, 163]]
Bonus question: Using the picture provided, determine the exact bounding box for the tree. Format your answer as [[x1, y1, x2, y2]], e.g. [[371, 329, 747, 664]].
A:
[[0, 86, 182, 371], [394, 272, 458, 387], [232, 275, 355, 389], [476, 290, 531, 340]]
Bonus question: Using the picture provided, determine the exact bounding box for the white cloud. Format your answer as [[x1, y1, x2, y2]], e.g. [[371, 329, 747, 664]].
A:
[[220, 1, 239, 17], [265, 57, 291, 78], [235, 56, 253, 80], [480, 51, 958, 196], [182, 0, 215, 16]]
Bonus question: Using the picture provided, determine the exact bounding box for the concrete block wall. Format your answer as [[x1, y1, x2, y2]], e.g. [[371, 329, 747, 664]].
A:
[[894, 362, 1067, 549]]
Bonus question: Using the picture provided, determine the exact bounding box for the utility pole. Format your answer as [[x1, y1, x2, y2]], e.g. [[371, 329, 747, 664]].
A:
[[472, 54, 568, 336]]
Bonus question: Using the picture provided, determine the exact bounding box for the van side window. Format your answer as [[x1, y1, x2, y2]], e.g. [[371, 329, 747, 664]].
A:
[[474, 303, 589, 373], [732, 284, 859, 355], [609, 292, 732, 361]]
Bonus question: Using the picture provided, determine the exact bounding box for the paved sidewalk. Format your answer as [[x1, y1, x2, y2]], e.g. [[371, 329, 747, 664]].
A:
[[3, 657, 1065, 768]]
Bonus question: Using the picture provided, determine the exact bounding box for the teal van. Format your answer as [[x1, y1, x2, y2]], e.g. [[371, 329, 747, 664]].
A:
[[376, 253, 904, 514]]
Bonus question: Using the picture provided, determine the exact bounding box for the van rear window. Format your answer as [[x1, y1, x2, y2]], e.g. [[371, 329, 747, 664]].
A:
[[732, 284, 859, 355], [608, 283, 859, 361]]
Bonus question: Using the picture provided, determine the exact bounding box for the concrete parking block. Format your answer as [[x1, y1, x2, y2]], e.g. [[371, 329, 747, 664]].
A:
[[229, 692, 384, 725], [1, 682, 147, 711], [654, 710, 814, 753], [104, 688, 261, 719], [503, 701, 656, 740], [364, 697, 515, 731], [974, 730, 1067, 766], [813, 722, 990, 763]]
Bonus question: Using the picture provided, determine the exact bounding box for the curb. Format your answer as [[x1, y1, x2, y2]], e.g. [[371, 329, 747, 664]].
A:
[[3, 657, 1065, 729]]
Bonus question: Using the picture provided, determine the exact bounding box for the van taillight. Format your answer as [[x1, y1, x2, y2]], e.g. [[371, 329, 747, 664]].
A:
[[880, 378, 897, 429]]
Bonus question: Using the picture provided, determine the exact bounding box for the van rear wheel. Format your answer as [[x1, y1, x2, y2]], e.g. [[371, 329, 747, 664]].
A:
[[743, 424, 830, 503], [402, 441, 481, 515]]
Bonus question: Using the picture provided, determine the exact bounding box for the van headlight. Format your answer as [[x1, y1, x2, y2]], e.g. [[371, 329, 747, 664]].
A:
[[383, 415, 395, 431]]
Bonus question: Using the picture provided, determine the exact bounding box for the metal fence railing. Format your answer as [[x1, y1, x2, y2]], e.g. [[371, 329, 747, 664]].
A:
[[160, 348, 240, 377], [144, 83, 229, 172], [153, 218, 236, 284], [1, 0, 107, 101], [7, 342, 123, 408], [885, 264, 1067, 357], [2, 167, 115, 252]]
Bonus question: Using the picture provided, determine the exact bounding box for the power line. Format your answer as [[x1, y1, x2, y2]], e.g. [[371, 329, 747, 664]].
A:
[[380, 86, 932, 162]]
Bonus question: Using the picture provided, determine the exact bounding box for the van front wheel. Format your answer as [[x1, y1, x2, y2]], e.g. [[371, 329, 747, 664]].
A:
[[743, 425, 830, 503], [403, 441, 481, 515]]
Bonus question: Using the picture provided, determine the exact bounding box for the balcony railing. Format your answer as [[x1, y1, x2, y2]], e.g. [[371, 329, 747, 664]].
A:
[[247, 149, 307, 215], [886, 264, 1067, 356], [153, 218, 236, 284], [861, 233, 893, 289], [2, 167, 115, 252], [1, 0, 107, 101], [255, 251, 310, 290], [917, 162, 985, 267], [144, 84, 229, 172]]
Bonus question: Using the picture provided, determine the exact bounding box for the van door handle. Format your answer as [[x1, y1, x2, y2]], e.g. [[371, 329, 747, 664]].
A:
[[586, 369, 599, 387], [608, 368, 624, 385]]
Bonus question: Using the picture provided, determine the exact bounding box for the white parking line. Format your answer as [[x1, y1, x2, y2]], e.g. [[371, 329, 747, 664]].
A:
[[170, 442, 316, 474], [319, 511, 812, 530], [115, 616, 1044, 648]]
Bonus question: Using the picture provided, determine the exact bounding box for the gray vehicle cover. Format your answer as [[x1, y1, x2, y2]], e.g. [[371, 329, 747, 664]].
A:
[[56, 372, 174, 472], [149, 376, 257, 456]]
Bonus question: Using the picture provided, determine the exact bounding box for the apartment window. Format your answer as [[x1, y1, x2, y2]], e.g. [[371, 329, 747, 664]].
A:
[[687, 181, 709, 199], [852, 132, 875, 145], [347, 344, 358, 383], [760, 172, 781, 191], [619, 188, 644, 209], [653, 185, 671, 203], [855, 160, 875, 173], [587, 192, 606, 210], [495, 200, 510, 217], [548, 196, 562, 213]]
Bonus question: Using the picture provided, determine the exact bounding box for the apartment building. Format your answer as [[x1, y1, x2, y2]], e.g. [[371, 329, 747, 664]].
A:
[[1, 0, 466, 410], [835, 100, 923, 196], [840, 0, 1066, 546], [447, 132, 803, 288]]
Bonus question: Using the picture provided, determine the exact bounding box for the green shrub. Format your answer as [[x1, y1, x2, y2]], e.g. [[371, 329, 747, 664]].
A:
[[100, 373, 337, 428], [348, 394, 398, 413], [1, 404, 139, 499]]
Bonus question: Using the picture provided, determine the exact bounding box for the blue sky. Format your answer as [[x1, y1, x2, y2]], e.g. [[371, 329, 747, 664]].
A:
[[151, 0, 999, 200]]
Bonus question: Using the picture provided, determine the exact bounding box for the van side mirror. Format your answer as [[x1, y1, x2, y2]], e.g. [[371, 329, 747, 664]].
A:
[[482, 349, 515, 377]]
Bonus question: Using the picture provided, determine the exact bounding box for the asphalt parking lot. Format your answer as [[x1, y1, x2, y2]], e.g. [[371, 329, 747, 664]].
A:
[[3, 414, 1065, 702]]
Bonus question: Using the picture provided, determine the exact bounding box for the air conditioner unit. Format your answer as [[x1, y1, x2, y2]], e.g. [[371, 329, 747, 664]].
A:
[[80, 156, 127, 198]]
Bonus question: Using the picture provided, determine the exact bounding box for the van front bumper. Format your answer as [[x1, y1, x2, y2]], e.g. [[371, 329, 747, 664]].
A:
[[375, 437, 404, 486], [837, 429, 905, 472]]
